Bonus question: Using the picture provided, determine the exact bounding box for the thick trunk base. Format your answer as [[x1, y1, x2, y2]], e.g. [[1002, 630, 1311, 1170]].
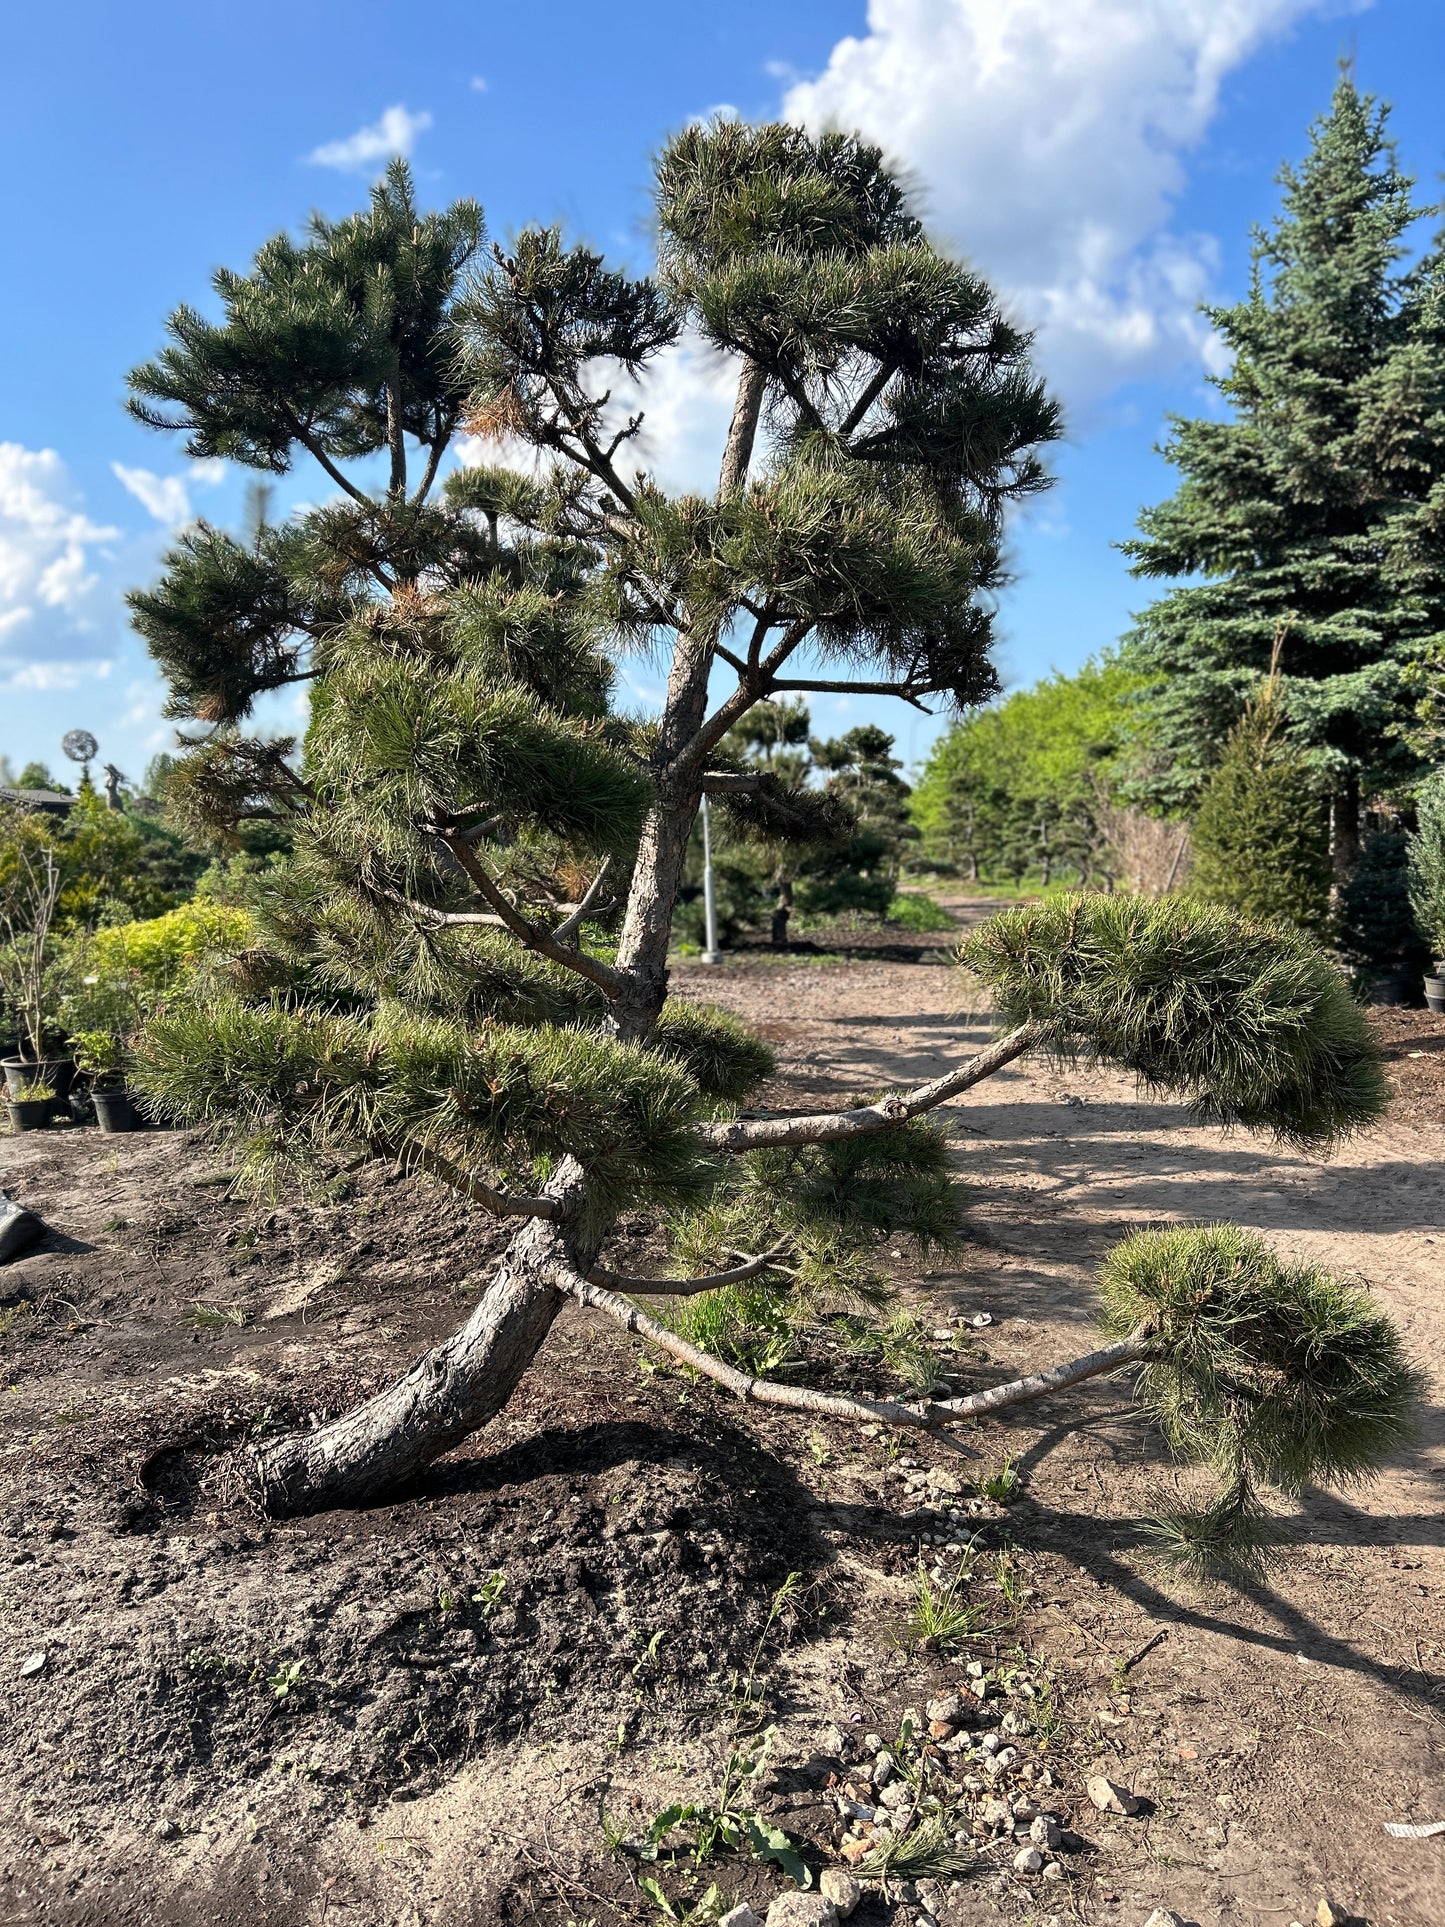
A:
[[253, 1181, 580, 1516]]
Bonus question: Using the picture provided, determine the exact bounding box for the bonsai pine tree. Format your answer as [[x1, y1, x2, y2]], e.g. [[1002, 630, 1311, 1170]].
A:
[[1120, 76, 1445, 876], [125, 132, 1414, 1572]]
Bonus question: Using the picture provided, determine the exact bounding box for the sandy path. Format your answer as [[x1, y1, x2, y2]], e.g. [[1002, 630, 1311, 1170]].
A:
[[673, 948, 1445, 1927]]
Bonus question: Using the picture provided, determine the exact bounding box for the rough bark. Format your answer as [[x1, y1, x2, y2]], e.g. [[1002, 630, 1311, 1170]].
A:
[[1330, 774, 1361, 889], [251, 1161, 587, 1515]]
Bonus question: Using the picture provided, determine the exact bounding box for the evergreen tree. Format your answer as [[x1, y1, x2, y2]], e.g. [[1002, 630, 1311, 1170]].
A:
[[1407, 769, 1445, 964], [1190, 684, 1333, 934], [1120, 77, 1445, 875], [123, 131, 1408, 1569]]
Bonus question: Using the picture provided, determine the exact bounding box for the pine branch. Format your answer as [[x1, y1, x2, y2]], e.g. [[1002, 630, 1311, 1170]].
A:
[[561, 1268, 979, 1451], [839, 360, 896, 440], [719, 358, 767, 497], [410, 419, 456, 505], [551, 856, 613, 946], [439, 831, 631, 999], [931, 1330, 1154, 1420], [586, 1242, 793, 1296], [381, 1142, 563, 1220], [699, 1020, 1046, 1150], [769, 675, 937, 714]]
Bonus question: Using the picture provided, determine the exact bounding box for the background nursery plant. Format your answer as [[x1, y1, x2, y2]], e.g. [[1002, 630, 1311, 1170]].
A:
[[125, 126, 1415, 1571]]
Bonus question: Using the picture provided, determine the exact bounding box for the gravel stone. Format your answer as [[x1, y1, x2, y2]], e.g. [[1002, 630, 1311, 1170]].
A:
[[765, 1895, 838, 1927], [818, 1868, 861, 1917], [1087, 1773, 1140, 1815], [1013, 1847, 1044, 1873]]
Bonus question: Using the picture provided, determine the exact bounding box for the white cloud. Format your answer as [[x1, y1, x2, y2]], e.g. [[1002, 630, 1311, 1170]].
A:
[[0, 445, 118, 647], [470, 75, 489, 93], [783, 0, 1364, 405], [307, 104, 433, 174], [6, 659, 113, 692], [111, 458, 225, 529]]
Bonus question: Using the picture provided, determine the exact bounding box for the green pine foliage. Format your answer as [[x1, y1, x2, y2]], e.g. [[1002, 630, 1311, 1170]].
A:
[[1406, 770, 1445, 958], [1098, 1224, 1421, 1578], [1120, 78, 1443, 820], [1335, 827, 1428, 975], [963, 893, 1386, 1148], [1188, 686, 1333, 934]]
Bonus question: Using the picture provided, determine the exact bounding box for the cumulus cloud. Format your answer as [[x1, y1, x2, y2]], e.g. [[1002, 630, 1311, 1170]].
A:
[[111, 458, 225, 529], [307, 104, 433, 174], [783, 0, 1361, 405], [0, 444, 118, 656]]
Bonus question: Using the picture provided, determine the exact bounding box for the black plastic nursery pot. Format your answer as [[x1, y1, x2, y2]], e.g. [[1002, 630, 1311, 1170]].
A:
[[7, 1098, 52, 1133], [1, 1056, 76, 1111], [92, 1087, 142, 1134]]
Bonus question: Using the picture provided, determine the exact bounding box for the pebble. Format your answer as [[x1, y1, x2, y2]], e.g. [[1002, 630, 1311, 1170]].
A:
[[1029, 1815, 1062, 1851], [927, 1467, 964, 1497], [1013, 1847, 1044, 1873], [765, 1897, 838, 1927], [719, 1909, 762, 1927], [154, 1819, 178, 1840], [926, 1694, 964, 1723], [1040, 1860, 1065, 1882], [1087, 1774, 1140, 1815], [818, 1868, 861, 1917], [20, 1651, 48, 1679], [1316, 1905, 1351, 1927], [1143, 1913, 1185, 1927], [880, 1780, 912, 1810], [871, 1752, 893, 1788]]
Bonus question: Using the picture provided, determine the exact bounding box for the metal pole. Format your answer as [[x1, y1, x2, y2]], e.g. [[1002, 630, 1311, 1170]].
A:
[[701, 793, 721, 964]]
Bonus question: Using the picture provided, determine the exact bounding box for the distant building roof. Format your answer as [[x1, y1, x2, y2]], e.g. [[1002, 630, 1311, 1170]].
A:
[[0, 787, 74, 816]]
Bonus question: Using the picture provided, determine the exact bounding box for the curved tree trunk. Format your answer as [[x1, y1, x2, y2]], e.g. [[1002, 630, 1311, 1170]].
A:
[[252, 1162, 586, 1516]]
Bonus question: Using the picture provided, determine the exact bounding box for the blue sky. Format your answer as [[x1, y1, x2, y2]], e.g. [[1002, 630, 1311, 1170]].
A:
[[3, 0, 1443, 784]]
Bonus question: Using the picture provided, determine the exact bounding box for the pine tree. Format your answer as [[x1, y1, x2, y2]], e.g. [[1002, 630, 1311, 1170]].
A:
[[1120, 76, 1445, 877], [1189, 683, 1333, 934], [123, 132, 1410, 1567], [1407, 770, 1445, 964]]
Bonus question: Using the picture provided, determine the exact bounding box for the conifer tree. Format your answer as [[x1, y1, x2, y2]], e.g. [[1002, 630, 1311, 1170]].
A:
[[1120, 76, 1445, 875], [1190, 683, 1333, 934], [124, 133, 1411, 1566]]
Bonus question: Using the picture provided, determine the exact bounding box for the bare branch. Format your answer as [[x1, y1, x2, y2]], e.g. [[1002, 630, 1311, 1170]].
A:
[[719, 359, 766, 498], [410, 418, 456, 506], [562, 1270, 979, 1452], [931, 1330, 1154, 1420], [439, 833, 631, 1000], [839, 360, 896, 440], [551, 856, 613, 946], [768, 676, 935, 714], [699, 1020, 1047, 1151], [587, 1242, 793, 1297], [380, 1142, 563, 1220]]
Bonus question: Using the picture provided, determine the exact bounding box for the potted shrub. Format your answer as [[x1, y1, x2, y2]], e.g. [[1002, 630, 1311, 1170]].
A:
[[71, 1028, 143, 1133], [7, 1078, 55, 1133]]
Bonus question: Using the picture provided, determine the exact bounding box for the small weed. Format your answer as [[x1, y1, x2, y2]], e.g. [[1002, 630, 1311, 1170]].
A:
[[184, 1647, 232, 1677], [53, 1399, 89, 1426], [183, 1301, 245, 1332], [632, 1627, 668, 1676], [905, 1559, 987, 1650], [267, 1659, 305, 1699], [103, 1215, 129, 1234], [472, 1571, 506, 1617], [979, 1457, 1021, 1503], [807, 1430, 831, 1468]]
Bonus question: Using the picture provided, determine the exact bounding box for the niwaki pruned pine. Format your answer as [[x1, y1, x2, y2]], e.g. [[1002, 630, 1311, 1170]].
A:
[[126, 131, 1413, 1572]]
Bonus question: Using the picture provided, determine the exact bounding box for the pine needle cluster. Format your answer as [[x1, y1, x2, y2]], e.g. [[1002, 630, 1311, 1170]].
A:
[[1098, 1224, 1421, 1579], [962, 892, 1386, 1147]]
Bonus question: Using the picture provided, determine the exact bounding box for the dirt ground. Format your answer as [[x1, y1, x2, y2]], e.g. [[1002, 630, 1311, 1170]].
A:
[[1, 919, 1442, 1927]]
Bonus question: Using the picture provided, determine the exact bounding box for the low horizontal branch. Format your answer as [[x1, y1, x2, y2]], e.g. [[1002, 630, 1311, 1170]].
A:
[[561, 1269, 978, 1452], [700, 1019, 1047, 1152], [767, 676, 936, 713], [932, 1329, 1154, 1420], [381, 1141, 562, 1221], [587, 1242, 792, 1297]]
